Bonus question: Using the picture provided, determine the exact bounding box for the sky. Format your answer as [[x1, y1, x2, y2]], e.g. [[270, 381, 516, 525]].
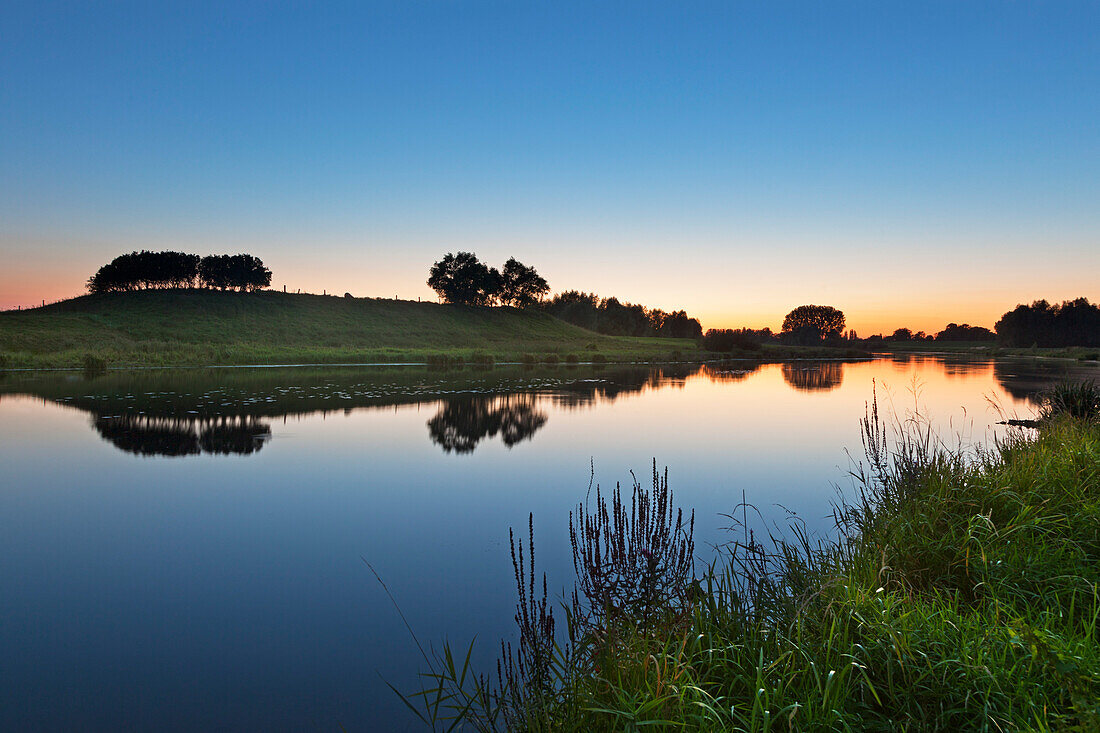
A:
[[1, 1, 1098, 333]]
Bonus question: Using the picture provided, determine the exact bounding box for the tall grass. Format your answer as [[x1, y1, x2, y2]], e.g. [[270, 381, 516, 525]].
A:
[[401, 385, 1100, 731], [1039, 379, 1100, 421]]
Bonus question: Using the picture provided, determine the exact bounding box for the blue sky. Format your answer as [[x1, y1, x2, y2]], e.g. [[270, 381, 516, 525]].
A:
[[2, 1, 1097, 330]]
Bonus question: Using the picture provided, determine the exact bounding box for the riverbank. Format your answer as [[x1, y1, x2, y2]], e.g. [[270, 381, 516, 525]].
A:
[[0, 290, 867, 370], [422, 391, 1100, 730], [880, 340, 1100, 361], [0, 290, 696, 369]]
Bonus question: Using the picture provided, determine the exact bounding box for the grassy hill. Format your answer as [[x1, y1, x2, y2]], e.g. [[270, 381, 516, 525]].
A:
[[0, 290, 698, 369]]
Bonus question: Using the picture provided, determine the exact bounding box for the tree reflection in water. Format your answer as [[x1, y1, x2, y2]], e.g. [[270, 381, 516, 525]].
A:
[[94, 414, 272, 457], [701, 363, 762, 383], [781, 362, 845, 392], [427, 394, 547, 454], [992, 358, 1095, 406]]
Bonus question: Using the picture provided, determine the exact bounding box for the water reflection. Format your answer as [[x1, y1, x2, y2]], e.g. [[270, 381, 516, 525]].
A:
[[700, 363, 762, 382], [3, 354, 1100, 732], [992, 358, 1097, 405], [782, 362, 844, 391], [3, 356, 1095, 458], [427, 394, 547, 453], [94, 414, 272, 457], [0, 364, 715, 458]]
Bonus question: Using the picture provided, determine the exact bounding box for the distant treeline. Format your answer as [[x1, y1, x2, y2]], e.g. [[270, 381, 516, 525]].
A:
[[701, 328, 772, 352], [697, 303, 1032, 353], [882, 323, 997, 343], [87, 250, 272, 294], [541, 291, 703, 339], [875, 298, 1100, 347], [702, 305, 847, 352], [995, 298, 1100, 347]]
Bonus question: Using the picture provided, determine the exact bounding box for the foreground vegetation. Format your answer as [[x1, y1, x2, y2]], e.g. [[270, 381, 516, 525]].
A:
[[408, 383, 1100, 731]]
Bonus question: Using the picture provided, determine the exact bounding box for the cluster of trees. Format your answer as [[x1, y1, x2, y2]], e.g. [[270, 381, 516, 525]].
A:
[[702, 306, 849, 353], [427, 252, 549, 307], [87, 250, 271, 294], [933, 323, 997, 342], [779, 305, 847, 345], [880, 324, 996, 343], [702, 328, 770, 352], [426, 252, 701, 339], [542, 291, 702, 339], [886, 328, 932, 342], [995, 298, 1100, 347]]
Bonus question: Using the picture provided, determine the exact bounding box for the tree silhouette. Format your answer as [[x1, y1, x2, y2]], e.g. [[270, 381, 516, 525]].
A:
[[657, 310, 703, 339], [541, 291, 702, 339], [702, 329, 764, 352], [499, 258, 550, 307], [995, 298, 1100, 347], [87, 250, 200, 293], [87, 250, 270, 293], [427, 252, 503, 305], [200, 254, 271, 291], [781, 305, 846, 343], [890, 328, 913, 341], [935, 323, 996, 342]]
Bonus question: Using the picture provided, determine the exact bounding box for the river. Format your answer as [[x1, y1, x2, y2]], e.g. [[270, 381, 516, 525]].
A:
[[1, 355, 1096, 730]]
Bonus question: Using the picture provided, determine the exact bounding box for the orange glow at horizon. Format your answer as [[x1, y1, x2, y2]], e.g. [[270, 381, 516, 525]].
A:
[[2, 236, 1096, 337]]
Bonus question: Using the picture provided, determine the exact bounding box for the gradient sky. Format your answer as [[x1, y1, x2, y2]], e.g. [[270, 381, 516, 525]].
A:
[[2, 1, 1097, 333]]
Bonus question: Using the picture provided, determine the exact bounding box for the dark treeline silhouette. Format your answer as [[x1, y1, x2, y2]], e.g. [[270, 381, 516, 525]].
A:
[[702, 328, 771, 352], [427, 252, 549, 307], [864, 300, 1100, 348], [887, 328, 932, 342], [935, 323, 997, 342], [864, 323, 994, 344], [426, 252, 701, 338], [87, 250, 271, 294], [995, 298, 1100, 347], [699, 305, 852, 352], [541, 291, 702, 339]]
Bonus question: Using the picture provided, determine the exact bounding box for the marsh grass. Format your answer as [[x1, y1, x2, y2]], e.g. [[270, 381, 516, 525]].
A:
[[1039, 379, 1100, 421], [82, 354, 107, 375], [400, 383, 1100, 731]]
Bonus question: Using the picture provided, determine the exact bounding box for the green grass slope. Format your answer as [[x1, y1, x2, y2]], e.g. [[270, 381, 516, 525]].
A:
[[0, 290, 697, 368]]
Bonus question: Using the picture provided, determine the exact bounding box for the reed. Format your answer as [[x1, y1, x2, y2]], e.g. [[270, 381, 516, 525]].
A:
[[82, 354, 107, 374]]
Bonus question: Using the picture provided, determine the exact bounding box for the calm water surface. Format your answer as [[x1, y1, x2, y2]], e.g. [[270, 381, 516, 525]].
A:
[[1, 356, 1096, 730]]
